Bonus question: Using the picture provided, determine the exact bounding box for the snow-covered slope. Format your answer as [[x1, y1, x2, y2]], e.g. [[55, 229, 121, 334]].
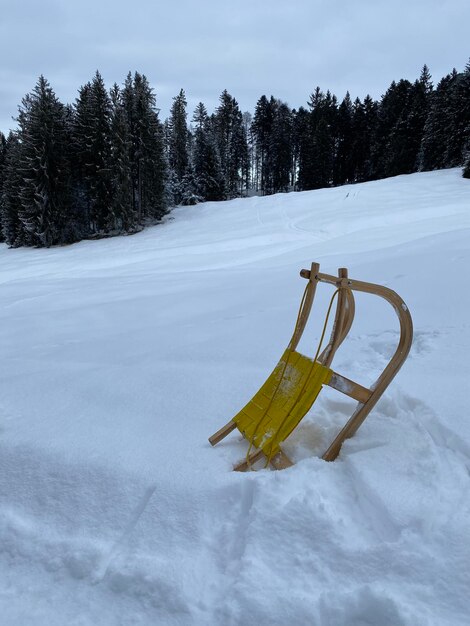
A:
[[0, 169, 469, 625]]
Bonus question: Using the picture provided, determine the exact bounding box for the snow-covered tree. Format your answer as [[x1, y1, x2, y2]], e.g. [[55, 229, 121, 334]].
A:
[[108, 83, 135, 231], [214, 90, 248, 198], [167, 89, 190, 203], [0, 132, 24, 246], [191, 102, 224, 202], [16, 76, 72, 247], [122, 72, 166, 221]]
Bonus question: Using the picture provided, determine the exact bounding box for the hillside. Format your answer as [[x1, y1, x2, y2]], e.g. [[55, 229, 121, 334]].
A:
[[0, 168, 469, 625]]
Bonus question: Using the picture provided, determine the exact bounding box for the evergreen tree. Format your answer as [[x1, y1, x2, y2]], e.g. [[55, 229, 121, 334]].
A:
[[89, 72, 113, 231], [420, 72, 453, 170], [71, 81, 93, 231], [310, 118, 334, 189], [167, 89, 190, 203], [333, 92, 354, 185], [385, 78, 430, 176], [296, 88, 336, 190], [463, 155, 470, 179], [420, 64, 433, 95], [72, 71, 114, 234], [372, 79, 413, 178], [350, 96, 378, 182], [16, 76, 73, 247], [214, 90, 247, 198], [302, 88, 336, 189], [108, 84, 135, 231], [270, 99, 293, 193], [180, 167, 202, 205], [122, 72, 166, 221], [384, 67, 432, 176], [293, 106, 311, 190], [234, 115, 250, 197], [0, 132, 7, 242], [191, 102, 224, 201], [297, 89, 321, 190], [444, 61, 470, 167], [0, 132, 6, 182], [251, 96, 293, 194], [242, 111, 254, 191], [252, 95, 274, 193], [0, 132, 24, 246]]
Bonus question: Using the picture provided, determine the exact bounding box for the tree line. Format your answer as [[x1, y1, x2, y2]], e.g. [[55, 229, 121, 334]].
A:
[[0, 62, 469, 248]]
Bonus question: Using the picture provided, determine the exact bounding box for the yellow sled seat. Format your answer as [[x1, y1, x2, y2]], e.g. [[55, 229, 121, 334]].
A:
[[234, 349, 332, 459]]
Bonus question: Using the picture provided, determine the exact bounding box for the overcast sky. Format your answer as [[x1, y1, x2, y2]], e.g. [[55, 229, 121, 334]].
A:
[[0, 0, 469, 133]]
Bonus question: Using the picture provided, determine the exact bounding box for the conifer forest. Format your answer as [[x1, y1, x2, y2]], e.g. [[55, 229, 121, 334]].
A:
[[0, 63, 469, 248]]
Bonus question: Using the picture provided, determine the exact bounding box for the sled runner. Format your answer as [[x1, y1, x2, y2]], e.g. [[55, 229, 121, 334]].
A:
[[209, 262, 413, 471]]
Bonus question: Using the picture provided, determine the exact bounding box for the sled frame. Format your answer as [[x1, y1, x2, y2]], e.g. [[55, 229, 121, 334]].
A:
[[209, 262, 413, 470]]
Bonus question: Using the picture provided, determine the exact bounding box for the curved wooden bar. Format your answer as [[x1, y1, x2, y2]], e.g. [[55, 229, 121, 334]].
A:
[[320, 268, 355, 368], [301, 267, 413, 461], [289, 262, 320, 351]]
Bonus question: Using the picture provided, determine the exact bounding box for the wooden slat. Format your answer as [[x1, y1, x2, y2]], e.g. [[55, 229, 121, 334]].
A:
[[233, 448, 265, 472], [270, 450, 294, 470], [327, 372, 372, 403], [289, 262, 320, 351], [209, 420, 236, 446]]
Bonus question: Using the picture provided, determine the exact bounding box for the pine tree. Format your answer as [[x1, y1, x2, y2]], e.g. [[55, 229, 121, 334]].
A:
[[463, 155, 470, 178], [167, 89, 190, 203], [296, 88, 336, 190], [71, 81, 93, 231], [0, 132, 6, 183], [180, 167, 202, 205], [232, 115, 250, 197], [252, 95, 274, 193], [333, 92, 354, 185], [88, 72, 113, 231], [419, 64, 433, 98], [349, 97, 377, 182], [372, 79, 413, 178], [385, 77, 430, 176], [0, 132, 7, 242], [242, 111, 254, 191], [191, 102, 224, 201], [293, 106, 311, 190], [420, 75, 452, 170], [214, 90, 247, 198], [16, 76, 73, 247], [270, 99, 293, 193], [301, 88, 336, 189], [310, 118, 334, 189], [122, 72, 166, 221], [420, 71, 457, 170], [72, 71, 114, 234], [444, 62, 470, 166], [0, 132, 25, 246], [251, 96, 294, 194], [108, 84, 135, 231]]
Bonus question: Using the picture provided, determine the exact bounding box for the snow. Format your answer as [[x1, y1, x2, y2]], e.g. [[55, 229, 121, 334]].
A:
[[0, 168, 469, 625]]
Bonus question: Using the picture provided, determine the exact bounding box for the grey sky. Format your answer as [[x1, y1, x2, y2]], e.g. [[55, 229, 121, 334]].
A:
[[0, 0, 468, 133]]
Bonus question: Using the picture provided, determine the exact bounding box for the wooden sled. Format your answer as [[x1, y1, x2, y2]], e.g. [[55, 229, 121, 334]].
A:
[[209, 262, 413, 471]]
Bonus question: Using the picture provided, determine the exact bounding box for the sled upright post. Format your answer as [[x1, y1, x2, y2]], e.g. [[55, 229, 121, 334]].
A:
[[209, 262, 413, 470]]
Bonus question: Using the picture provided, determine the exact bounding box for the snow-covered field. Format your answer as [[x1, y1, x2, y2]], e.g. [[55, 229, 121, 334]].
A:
[[0, 169, 469, 625]]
